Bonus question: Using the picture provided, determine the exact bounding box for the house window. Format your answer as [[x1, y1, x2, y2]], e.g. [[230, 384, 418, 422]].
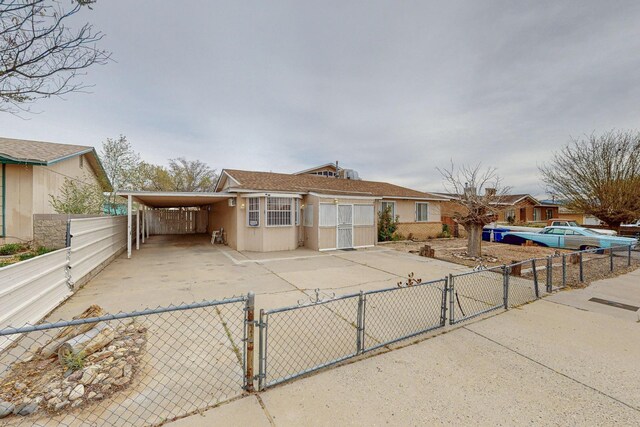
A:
[[380, 201, 395, 218], [546, 209, 554, 220], [416, 203, 429, 222], [295, 199, 300, 225], [506, 209, 515, 221], [267, 197, 292, 226], [319, 204, 337, 227], [304, 204, 314, 226], [354, 205, 374, 226], [247, 197, 260, 227]]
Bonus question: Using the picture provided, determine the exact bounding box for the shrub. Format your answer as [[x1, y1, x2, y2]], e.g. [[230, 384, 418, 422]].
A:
[[0, 243, 25, 255], [377, 207, 399, 242], [62, 351, 86, 371]]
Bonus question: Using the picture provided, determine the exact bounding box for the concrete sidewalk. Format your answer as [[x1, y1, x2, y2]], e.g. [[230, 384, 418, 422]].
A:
[[171, 270, 640, 426]]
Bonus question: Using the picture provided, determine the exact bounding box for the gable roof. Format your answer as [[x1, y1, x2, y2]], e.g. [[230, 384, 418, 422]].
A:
[[431, 192, 540, 206], [0, 137, 111, 190], [219, 169, 447, 200]]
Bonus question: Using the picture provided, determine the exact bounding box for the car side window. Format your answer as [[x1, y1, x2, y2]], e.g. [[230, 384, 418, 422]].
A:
[[546, 228, 565, 235]]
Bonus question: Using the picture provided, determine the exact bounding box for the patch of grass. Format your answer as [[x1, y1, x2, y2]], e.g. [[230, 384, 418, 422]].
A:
[[17, 246, 54, 261], [0, 243, 25, 256], [61, 351, 86, 371]]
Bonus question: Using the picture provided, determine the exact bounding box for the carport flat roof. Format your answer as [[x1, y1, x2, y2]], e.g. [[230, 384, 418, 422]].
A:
[[118, 191, 232, 208]]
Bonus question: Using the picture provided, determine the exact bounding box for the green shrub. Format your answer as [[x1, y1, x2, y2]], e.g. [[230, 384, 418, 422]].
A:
[[377, 207, 399, 242], [17, 247, 54, 261], [61, 351, 86, 371], [0, 243, 25, 256]]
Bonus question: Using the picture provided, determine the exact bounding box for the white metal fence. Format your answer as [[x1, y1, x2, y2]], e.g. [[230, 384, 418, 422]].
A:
[[0, 248, 71, 335], [0, 216, 128, 340], [68, 216, 128, 287]]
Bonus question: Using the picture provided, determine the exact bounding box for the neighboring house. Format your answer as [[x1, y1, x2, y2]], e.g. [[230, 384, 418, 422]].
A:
[[434, 192, 559, 225], [555, 206, 602, 226], [212, 168, 447, 251], [0, 137, 111, 244]]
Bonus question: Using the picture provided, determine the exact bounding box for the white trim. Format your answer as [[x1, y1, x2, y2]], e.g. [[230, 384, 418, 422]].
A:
[[239, 192, 303, 199], [308, 192, 380, 200], [319, 247, 338, 252], [381, 196, 445, 201], [265, 196, 294, 227], [353, 245, 375, 249], [247, 197, 260, 227]]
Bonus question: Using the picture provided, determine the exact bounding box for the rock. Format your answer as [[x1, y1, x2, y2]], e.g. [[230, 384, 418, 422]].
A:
[[14, 401, 39, 416], [131, 347, 140, 353], [113, 376, 130, 387], [102, 377, 114, 385], [135, 338, 145, 346], [113, 349, 127, 359], [68, 384, 85, 401], [63, 369, 74, 378], [47, 397, 62, 408], [126, 325, 136, 333], [107, 345, 116, 352], [137, 326, 147, 333], [91, 373, 109, 385], [79, 367, 99, 385], [103, 357, 114, 364], [0, 401, 15, 419], [45, 388, 62, 400], [14, 382, 27, 391], [94, 393, 103, 400], [63, 387, 71, 397], [108, 366, 123, 378], [123, 365, 132, 378], [101, 384, 112, 392], [89, 350, 113, 362], [67, 370, 83, 382], [125, 356, 136, 364], [54, 400, 69, 411], [71, 400, 83, 408], [87, 392, 97, 400]]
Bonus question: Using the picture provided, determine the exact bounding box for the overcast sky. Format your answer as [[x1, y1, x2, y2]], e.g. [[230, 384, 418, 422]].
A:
[[2, 1, 640, 195]]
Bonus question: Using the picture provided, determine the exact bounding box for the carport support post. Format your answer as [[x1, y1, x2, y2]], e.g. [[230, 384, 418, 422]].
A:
[[245, 292, 255, 392], [127, 196, 132, 259], [141, 206, 145, 244], [136, 205, 140, 251]]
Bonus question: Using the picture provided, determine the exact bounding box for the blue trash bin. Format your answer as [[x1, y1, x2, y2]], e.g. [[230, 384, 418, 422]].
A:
[[492, 228, 509, 243], [482, 229, 492, 241]]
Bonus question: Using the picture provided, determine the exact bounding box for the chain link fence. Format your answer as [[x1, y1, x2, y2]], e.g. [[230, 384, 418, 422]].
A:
[[448, 266, 506, 324], [0, 297, 247, 427]]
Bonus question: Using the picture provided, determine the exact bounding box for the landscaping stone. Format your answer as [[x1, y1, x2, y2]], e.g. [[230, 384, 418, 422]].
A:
[[113, 376, 130, 387], [79, 367, 99, 385], [108, 366, 123, 378], [0, 401, 15, 418], [54, 400, 70, 411], [15, 401, 39, 416], [92, 373, 109, 385], [68, 384, 85, 401], [67, 370, 83, 382]]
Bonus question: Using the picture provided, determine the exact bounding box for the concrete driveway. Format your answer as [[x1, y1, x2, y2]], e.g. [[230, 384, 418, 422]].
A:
[[48, 234, 470, 320]]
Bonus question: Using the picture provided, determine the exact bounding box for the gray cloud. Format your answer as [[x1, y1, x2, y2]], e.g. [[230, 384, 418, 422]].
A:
[[2, 0, 640, 196]]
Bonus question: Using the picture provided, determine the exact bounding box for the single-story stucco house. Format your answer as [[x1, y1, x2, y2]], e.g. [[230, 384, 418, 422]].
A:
[[0, 137, 111, 244], [121, 164, 447, 254]]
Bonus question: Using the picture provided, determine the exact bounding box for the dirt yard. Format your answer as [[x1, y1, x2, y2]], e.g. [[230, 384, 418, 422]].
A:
[[382, 238, 566, 268]]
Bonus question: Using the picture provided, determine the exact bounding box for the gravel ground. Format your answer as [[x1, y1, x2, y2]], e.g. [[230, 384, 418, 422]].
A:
[[381, 238, 568, 268]]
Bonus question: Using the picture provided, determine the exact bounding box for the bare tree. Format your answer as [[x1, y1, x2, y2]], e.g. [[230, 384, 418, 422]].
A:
[[167, 158, 217, 192], [540, 130, 640, 230], [100, 135, 140, 213], [439, 163, 510, 257], [0, 0, 110, 114]]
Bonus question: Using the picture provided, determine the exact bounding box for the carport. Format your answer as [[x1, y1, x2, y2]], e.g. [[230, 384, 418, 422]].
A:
[[118, 191, 233, 258]]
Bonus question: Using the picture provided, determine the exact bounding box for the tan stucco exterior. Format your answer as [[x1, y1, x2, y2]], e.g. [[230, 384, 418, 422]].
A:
[[378, 198, 443, 240], [2, 154, 101, 243]]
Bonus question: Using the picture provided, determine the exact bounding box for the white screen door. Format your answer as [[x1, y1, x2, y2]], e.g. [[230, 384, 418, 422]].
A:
[[337, 205, 353, 249]]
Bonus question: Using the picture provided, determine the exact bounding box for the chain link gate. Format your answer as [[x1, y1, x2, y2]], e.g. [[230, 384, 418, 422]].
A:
[[254, 279, 448, 390]]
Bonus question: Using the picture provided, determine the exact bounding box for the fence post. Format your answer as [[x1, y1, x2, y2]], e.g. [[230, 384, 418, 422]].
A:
[[610, 247, 614, 272], [356, 291, 365, 354], [562, 254, 567, 287], [532, 259, 539, 298], [440, 277, 448, 326], [628, 244, 632, 267], [579, 252, 584, 283], [65, 219, 72, 248], [258, 309, 266, 391], [546, 256, 553, 293], [503, 265, 509, 309], [448, 274, 455, 325], [244, 292, 255, 392]]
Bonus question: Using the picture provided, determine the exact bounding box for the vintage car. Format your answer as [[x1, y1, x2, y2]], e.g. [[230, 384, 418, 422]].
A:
[[501, 226, 637, 250], [546, 219, 617, 236]]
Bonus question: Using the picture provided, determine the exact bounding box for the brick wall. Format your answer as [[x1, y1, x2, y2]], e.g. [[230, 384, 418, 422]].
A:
[[33, 214, 100, 249], [396, 222, 442, 240]]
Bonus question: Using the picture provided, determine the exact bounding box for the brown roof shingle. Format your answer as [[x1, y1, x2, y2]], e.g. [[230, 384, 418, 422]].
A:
[[222, 169, 446, 200], [0, 137, 92, 164]]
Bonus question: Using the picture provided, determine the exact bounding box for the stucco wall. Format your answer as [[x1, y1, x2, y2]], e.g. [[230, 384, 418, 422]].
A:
[[32, 154, 99, 215], [302, 195, 319, 250], [3, 164, 33, 243], [208, 198, 238, 249], [380, 199, 442, 223]]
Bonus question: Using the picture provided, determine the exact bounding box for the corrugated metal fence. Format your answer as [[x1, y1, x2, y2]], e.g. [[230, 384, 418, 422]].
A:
[[0, 216, 128, 337]]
